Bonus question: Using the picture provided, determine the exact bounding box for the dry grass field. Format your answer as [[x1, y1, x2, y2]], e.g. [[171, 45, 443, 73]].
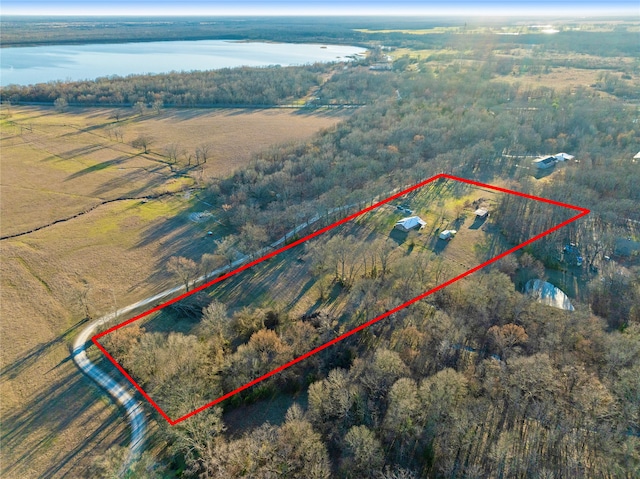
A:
[[0, 105, 348, 478]]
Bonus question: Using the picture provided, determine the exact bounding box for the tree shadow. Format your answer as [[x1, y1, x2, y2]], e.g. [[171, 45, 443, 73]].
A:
[[1, 363, 131, 478], [0, 318, 87, 380], [469, 215, 488, 230], [64, 156, 130, 181], [89, 163, 170, 197], [388, 228, 408, 246], [432, 238, 451, 254], [223, 390, 308, 439], [532, 166, 556, 180]]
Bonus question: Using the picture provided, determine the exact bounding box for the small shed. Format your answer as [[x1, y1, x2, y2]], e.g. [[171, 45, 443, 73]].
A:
[[532, 156, 557, 169], [439, 229, 457, 240], [474, 208, 489, 218], [395, 216, 426, 232]]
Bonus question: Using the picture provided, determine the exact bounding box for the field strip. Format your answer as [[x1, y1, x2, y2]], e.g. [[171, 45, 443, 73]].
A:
[[0, 191, 178, 241]]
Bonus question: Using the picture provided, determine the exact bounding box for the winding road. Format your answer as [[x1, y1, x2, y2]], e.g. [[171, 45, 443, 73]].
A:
[[71, 202, 360, 471]]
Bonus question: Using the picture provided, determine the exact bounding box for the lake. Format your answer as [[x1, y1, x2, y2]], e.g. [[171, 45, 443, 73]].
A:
[[0, 40, 367, 87]]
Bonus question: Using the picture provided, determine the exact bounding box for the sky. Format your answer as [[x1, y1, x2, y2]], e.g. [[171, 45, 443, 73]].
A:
[[1, 1, 638, 17]]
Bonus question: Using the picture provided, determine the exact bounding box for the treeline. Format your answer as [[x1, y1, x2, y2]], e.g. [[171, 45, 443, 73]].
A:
[[380, 31, 640, 59], [0, 65, 325, 106], [0, 16, 370, 47], [101, 183, 639, 477]]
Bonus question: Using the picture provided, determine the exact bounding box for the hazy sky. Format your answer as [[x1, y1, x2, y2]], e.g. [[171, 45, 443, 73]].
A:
[[1, 1, 638, 16]]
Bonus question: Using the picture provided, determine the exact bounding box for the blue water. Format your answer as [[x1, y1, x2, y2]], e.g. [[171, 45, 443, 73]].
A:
[[0, 40, 367, 86]]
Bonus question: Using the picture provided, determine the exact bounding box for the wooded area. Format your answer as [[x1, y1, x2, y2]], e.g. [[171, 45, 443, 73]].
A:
[[1, 66, 325, 106], [95, 52, 639, 476]]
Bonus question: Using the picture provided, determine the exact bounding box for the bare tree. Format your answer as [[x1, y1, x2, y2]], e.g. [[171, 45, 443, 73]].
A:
[[488, 323, 528, 363], [200, 252, 225, 279], [195, 142, 214, 164], [113, 127, 124, 142], [239, 224, 268, 257], [133, 100, 146, 116], [163, 143, 182, 165], [375, 238, 396, 279], [131, 134, 153, 154], [215, 236, 239, 266], [167, 256, 199, 291], [343, 425, 384, 478], [110, 109, 123, 122], [152, 99, 163, 114], [1, 100, 12, 118], [54, 97, 68, 112]]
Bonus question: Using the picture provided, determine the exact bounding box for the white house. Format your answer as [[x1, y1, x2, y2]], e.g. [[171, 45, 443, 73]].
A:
[[394, 216, 426, 232]]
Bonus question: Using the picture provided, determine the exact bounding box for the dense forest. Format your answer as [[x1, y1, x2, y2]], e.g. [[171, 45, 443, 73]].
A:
[[87, 46, 640, 478]]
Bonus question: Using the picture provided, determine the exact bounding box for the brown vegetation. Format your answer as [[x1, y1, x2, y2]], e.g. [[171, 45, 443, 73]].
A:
[[0, 105, 345, 478]]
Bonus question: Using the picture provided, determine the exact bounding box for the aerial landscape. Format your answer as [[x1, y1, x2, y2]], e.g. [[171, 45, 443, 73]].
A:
[[0, 2, 639, 478]]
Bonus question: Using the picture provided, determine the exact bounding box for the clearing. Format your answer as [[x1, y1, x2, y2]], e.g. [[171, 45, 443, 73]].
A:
[[96, 176, 578, 422]]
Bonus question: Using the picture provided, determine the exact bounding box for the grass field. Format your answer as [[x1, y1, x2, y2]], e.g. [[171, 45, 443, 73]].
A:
[[0, 105, 348, 478], [0, 106, 348, 237]]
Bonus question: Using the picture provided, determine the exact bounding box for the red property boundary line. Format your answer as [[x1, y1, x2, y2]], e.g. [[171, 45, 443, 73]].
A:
[[93, 173, 589, 425]]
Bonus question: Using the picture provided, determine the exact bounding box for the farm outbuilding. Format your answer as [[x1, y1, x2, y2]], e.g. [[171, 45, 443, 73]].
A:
[[474, 208, 489, 218], [532, 156, 557, 169], [394, 216, 426, 232], [439, 229, 457, 240]]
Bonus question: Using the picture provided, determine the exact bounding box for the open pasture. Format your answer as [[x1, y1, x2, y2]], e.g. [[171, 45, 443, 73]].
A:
[[0, 104, 347, 477]]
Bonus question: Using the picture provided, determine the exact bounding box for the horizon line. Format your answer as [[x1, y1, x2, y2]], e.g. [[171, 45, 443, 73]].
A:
[[2, 10, 639, 18]]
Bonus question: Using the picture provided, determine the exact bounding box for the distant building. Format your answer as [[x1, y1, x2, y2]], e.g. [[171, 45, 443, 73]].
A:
[[369, 63, 392, 71], [532, 152, 575, 169], [532, 156, 557, 169], [394, 216, 426, 232]]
